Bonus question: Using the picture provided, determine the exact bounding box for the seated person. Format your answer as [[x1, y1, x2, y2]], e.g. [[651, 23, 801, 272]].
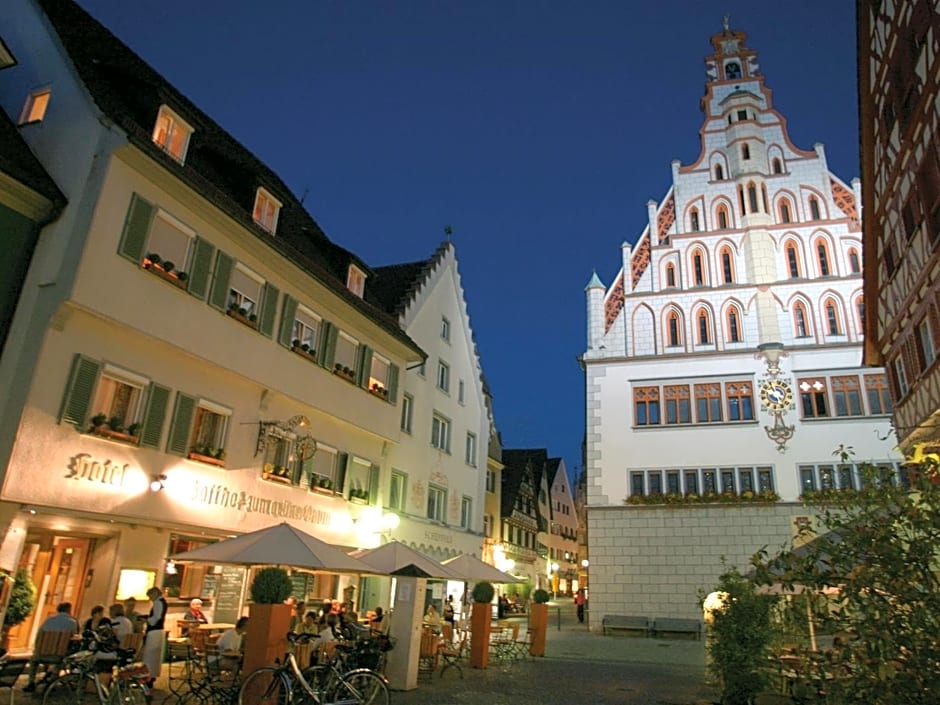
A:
[[295, 611, 320, 635], [424, 603, 441, 627], [83, 604, 108, 633], [214, 617, 248, 672], [319, 614, 339, 643], [108, 603, 134, 643], [181, 598, 208, 636], [24, 602, 80, 692], [369, 606, 390, 635], [289, 601, 306, 633]]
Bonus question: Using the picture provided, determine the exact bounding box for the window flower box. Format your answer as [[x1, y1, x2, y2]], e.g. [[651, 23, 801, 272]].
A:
[[333, 364, 356, 383], [189, 448, 226, 467], [226, 305, 258, 329], [90, 426, 140, 444], [142, 254, 188, 290], [348, 488, 370, 504], [88, 414, 140, 444], [262, 463, 293, 484], [369, 384, 389, 401], [290, 342, 318, 363]]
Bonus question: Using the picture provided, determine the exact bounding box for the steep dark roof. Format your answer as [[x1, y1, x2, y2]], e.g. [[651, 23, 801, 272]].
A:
[[39, 0, 421, 356], [500, 448, 548, 516], [0, 109, 65, 211], [366, 242, 451, 318]]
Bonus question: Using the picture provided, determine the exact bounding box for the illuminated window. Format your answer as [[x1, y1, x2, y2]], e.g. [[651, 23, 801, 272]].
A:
[[798, 378, 829, 418], [824, 298, 842, 335], [785, 242, 801, 278], [346, 265, 366, 298], [19, 88, 51, 124], [694, 383, 723, 422], [253, 188, 282, 234], [189, 402, 230, 457], [291, 305, 320, 354], [719, 247, 734, 283], [90, 366, 147, 438], [152, 105, 193, 163], [666, 311, 682, 346], [634, 386, 660, 426], [697, 309, 711, 344], [794, 301, 811, 338], [369, 352, 391, 395]]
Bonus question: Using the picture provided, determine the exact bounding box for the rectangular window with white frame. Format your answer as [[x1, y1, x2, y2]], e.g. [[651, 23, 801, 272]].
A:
[[486, 469, 495, 492], [152, 104, 193, 163], [190, 401, 230, 457], [262, 427, 316, 486], [460, 496, 472, 529], [144, 209, 195, 278], [19, 87, 51, 124], [458, 380, 465, 404], [228, 263, 264, 318], [483, 514, 491, 538], [90, 365, 148, 436], [441, 317, 451, 342], [334, 332, 359, 373], [291, 305, 320, 353], [309, 444, 338, 492], [252, 187, 282, 234], [369, 353, 391, 394], [347, 265, 366, 298], [347, 456, 374, 502], [465, 431, 477, 466], [389, 470, 406, 512], [400, 394, 413, 434], [437, 360, 450, 392], [427, 484, 446, 522], [431, 413, 451, 452]]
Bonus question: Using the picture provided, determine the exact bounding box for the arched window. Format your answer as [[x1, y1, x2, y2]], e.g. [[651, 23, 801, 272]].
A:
[[715, 164, 724, 181], [856, 297, 865, 330], [742, 144, 751, 160], [761, 185, 769, 213], [738, 186, 746, 216], [665, 262, 676, 287], [692, 250, 705, 286], [809, 196, 821, 220], [785, 241, 801, 278], [816, 240, 831, 276], [794, 301, 810, 338], [824, 298, 842, 335], [717, 204, 729, 229], [848, 247, 861, 273], [780, 200, 792, 223], [719, 246, 735, 284], [666, 311, 682, 347], [697, 309, 711, 344], [727, 307, 742, 343], [748, 183, 759, 213], [690, 208, 700, 232], [772, 158, 782, 174]]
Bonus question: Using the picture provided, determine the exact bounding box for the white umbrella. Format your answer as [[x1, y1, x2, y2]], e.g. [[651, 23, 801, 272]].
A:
[[442, 554, 523, 584], [350, 541, 461, 579], [169, 522, 374, 574]]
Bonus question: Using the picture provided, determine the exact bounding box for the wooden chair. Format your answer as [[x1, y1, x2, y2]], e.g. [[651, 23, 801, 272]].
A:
[[417, 627, 439, 682], [438, 635, 466, 679], [27, 630, 73, 688], [0, 659, 27, 705], [119, 633, 143, 659]]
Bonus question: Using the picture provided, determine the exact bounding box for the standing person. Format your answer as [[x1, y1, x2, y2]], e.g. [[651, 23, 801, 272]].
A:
[[140, 587, 167, 690], [23, 602, 79, 692], [443, 596, 456, 641], [575, 589, 586, 624], [124, 597, 143, 634]]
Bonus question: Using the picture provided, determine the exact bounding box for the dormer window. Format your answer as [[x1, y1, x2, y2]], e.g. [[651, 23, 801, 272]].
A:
[[253, 187, 281, 234], [152, 105, 193, 163], [19, 88, 51, 124], [0, 38, 17, 70], [347, 264, 366, 298]]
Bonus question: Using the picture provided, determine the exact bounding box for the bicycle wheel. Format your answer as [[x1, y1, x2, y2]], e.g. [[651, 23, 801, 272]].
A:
[[298, 665, 333, 697], [336, 669, 389, 705], [111, 680, 148, 705], [42, 674, 87, 705], [238, 667, 289, 705]]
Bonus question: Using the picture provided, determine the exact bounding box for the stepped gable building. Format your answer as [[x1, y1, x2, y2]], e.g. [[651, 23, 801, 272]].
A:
[[365, 242, 490, 561], [858, 1, 940, 453], [0, 0, 428, 646], [582, 23, 901, 624], [499, 448, 548, 590]]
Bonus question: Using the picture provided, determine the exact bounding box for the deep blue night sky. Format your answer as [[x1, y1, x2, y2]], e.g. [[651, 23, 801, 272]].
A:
[[74, 0, 860, 478]]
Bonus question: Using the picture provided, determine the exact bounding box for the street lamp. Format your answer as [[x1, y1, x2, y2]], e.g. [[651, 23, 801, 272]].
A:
[[550, 562, 559, 600], [580, 559, 589, 596]]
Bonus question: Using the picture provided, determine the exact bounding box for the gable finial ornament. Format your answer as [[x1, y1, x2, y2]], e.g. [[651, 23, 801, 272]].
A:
[[722, 13, 730, 32]]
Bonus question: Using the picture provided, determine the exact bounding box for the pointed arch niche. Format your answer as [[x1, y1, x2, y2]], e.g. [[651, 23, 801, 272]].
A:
[[632, 304, 656, 356]]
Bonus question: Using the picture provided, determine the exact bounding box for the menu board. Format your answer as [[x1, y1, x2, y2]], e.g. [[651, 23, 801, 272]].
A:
[[213, 566, 246, 624], [290, 574, 309, 602]]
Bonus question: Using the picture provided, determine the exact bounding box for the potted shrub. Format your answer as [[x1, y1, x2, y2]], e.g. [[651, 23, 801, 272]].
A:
[[2, 568, 36, 650], [243, 567, 293, 678], [528, 588, 551, 656], [161, 261, 175, 273], [469, 581, 495, 669], [90, 413, 107, 430]]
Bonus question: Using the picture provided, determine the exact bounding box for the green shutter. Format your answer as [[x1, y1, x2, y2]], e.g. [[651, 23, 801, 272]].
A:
[[368, 464, 380, 505], [357, 346, 373, 388], [258, 283, 280, 337], [187, 237, 216, 300], [335, 452, 349, 494], [208, 251, 234, 311], [166, 393, 197, 455], [387, 364, 400, 403], [139, 383, 171, 448], [117, 194, 154, 263], [318, 322, 337, 370], [59, 354, 101, 427], [278, 295, 298, 348]]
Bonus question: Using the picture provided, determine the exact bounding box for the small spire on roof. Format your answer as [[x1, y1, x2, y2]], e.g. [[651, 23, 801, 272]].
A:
[[722, 13, 730, 31], [444, 225, 454, 241]]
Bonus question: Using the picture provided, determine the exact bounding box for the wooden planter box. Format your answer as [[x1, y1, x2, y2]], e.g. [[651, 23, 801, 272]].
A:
[[226, 309, 258, 329], [528, 603, 548, 657], [188, 451, 225, 467], [262, 471, 293, 485], [469, 602, 492, 669], [311, 484, 335, 495], [368, 387, 389, 401], [333, 368, 356, 383], [91, 426, 140, 444], [143, 262, 187, 290], [243, 603, 292, 681], [290, 346, 318, 363]]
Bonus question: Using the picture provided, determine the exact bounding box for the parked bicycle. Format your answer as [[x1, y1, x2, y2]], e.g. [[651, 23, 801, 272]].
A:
[[41, 628, 150, 705], [237, 632, 389, 705]]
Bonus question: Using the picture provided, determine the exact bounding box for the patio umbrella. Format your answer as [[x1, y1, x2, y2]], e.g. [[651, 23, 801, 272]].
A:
[[350, 541, 461, 579], [441, 553, 523, 584], [169, 522, 374, 574]]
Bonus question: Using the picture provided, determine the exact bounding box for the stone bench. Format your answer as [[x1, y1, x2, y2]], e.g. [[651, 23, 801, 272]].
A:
[[601, 615, 651, 637], [651, 617, 702, 640]]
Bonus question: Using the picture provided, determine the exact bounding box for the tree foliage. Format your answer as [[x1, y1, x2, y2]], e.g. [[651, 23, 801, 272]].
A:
[[249, 567, 293, 604], [751, 448, 940, 704]]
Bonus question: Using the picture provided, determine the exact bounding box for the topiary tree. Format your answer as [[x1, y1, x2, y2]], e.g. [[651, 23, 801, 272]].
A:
[[471, 580, 495, 603], [531, 588, 550, 604], [3, 568, 36, 630], [751, 446, 940, 704], [249, 567, 292, 604]]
